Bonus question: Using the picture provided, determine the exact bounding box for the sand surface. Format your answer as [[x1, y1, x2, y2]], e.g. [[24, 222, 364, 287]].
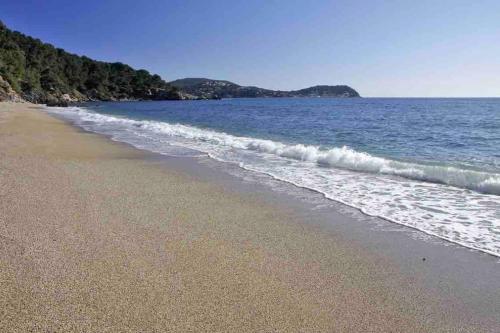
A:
[[0, 102, 498, 332]]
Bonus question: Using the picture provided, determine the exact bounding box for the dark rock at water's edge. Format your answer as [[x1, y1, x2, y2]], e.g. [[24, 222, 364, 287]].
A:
[[169, 78, 361, 99], [46, 100, 69, 107]]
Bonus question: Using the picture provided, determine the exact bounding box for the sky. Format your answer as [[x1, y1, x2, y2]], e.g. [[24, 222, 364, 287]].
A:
[[1, 0, 499, 97]]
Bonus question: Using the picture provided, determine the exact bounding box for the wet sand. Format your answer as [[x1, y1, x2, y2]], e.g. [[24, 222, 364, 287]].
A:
[[0, 102, 499, 332]]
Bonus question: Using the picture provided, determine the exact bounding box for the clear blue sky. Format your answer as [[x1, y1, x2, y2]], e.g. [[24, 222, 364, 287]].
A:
[[1, 0, 499, 97]]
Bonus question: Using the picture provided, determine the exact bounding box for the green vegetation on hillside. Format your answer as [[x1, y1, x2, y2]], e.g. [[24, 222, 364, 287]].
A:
[[0, 20, 360, 104], [0, 20, 180, 104]]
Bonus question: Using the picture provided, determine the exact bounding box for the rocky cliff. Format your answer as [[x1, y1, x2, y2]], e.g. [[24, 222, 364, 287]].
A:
[[0, 75, 22, 102]]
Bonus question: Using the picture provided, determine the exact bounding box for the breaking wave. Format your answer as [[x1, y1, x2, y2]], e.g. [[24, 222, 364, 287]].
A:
[[45, 106, 500, 257], [60, 107, 500, 196]]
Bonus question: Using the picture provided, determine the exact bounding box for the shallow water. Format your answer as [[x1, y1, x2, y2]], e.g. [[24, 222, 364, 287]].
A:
[[47, 98, 500, 256]]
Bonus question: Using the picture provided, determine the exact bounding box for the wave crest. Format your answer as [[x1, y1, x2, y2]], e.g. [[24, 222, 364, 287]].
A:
[[55, 107, 500, 195]]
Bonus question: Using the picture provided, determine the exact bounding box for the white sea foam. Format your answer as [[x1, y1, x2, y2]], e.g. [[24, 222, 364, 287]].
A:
[[47, 106, 500, 257], [55, 106, 500, 195]]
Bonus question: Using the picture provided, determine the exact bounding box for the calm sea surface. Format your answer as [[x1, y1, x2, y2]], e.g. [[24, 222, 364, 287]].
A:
[[48, 98, 500, 256]]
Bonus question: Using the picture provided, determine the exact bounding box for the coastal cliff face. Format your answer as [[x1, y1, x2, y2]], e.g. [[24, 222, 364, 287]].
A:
[[169, 78, 361, 99], [0, 21, 182, 105], [0, 75, 22, 102]]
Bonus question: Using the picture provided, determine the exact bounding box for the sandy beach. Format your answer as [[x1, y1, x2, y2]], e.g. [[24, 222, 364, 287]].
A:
[[1, 102, 499, 332]]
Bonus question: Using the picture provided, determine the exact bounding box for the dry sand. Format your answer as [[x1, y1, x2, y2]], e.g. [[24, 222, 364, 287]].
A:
[[0, 102, 498, 332]]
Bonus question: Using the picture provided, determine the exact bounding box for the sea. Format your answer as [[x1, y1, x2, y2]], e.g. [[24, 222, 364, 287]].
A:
[[47, 98, 500, 257]]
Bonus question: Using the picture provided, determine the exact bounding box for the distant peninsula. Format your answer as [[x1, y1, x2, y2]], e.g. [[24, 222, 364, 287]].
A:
[[170, 78, 360, 99], [0, 20, 360, 105]]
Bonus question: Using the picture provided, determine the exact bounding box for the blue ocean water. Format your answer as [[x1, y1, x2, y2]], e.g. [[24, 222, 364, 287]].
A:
[[48, 98, 500, 256]]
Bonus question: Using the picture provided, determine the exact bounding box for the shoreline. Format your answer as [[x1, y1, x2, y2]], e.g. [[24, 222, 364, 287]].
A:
[[56, 105, 500, 259], [47, 101, 500, 258], [1, 102, 499, 332]]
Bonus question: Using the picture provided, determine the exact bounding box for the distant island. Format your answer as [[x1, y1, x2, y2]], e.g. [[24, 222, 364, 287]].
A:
[[169, 78, 360, 99], [0, 20, 360, 105]]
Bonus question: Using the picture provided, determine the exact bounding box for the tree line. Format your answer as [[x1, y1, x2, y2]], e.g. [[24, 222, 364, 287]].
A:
[[0, 20, 180, 104]]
